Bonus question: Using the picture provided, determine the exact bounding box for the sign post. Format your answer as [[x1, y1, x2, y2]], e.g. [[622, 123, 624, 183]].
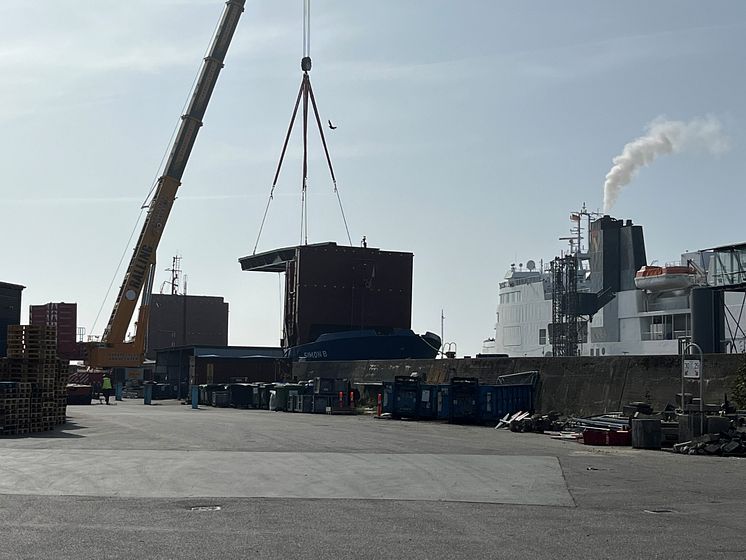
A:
[[681, 343, 704, 435]]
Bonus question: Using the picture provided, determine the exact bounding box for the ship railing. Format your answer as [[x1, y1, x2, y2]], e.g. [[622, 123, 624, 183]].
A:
[[641, 329, 690, 341], [504, 275, 544, 288]]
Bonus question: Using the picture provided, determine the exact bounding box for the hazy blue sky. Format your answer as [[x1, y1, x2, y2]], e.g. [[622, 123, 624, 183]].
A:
[[2, 1, 745, 356]]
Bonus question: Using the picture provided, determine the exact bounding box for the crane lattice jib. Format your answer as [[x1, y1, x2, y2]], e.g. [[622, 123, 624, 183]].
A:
[[102, 0, 246, 344]]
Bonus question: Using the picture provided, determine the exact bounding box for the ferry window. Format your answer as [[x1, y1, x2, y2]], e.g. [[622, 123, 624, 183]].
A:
[[601, 347, 606, 355], [539, 328, 547, 345], [674, 314, 690, 338]]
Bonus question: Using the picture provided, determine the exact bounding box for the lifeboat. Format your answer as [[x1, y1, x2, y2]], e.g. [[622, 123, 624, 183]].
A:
[[634, 265, 695, 292]]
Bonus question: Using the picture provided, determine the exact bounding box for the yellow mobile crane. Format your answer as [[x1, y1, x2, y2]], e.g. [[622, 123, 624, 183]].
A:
[[86, 0, 246, 369]]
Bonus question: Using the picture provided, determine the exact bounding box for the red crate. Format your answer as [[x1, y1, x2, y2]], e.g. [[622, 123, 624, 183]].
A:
[[582, 428, 609, 445], [607, 430, 631, 446]]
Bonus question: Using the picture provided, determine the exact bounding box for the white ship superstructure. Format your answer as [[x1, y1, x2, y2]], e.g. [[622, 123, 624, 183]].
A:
[[483, 208, 746, 357]]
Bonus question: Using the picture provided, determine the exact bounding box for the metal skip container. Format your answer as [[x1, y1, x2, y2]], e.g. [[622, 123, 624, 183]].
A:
[[418, 384, 438, 419], [481, 384, 534, 425], [436, 384, 450, 419], [392, 376, 419, 419], [449, 377, 480, 424]]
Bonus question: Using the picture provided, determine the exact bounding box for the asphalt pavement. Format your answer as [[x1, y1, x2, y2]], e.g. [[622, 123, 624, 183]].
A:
[[0, 399, 744, 559]]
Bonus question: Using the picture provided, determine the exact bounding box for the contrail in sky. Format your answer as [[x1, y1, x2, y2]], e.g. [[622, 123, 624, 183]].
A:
[[603, 116, 729, 212]]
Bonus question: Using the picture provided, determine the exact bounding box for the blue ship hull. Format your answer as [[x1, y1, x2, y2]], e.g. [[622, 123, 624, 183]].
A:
[[286, 329, 441, 362]]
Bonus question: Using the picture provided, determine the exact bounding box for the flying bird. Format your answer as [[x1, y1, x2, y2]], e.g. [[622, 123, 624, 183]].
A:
[[328, 120, 337, 130]]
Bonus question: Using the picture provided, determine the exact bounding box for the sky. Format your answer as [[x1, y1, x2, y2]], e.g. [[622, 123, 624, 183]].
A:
[[1, 1, 745, 356]]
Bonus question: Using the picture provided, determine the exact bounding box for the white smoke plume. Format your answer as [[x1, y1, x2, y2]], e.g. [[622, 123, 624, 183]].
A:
[[603, 116, 729, 212]]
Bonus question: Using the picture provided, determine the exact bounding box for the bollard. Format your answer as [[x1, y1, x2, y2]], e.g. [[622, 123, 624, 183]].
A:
[[377, 393, 383, 417], [144, 384, 153, 405], [191, 385, 199, 409], [115, 382, 123, 401]]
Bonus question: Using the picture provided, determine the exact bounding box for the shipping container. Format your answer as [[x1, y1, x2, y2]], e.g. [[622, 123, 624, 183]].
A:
[[29, 302, 80, 360]]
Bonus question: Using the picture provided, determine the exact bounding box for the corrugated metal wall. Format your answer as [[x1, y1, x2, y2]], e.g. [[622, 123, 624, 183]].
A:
[[285, 245, 413, 347], [29, 302, 79, 360]]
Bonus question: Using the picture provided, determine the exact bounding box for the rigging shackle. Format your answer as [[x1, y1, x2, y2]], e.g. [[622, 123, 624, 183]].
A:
[[301, 56, 312, 72]]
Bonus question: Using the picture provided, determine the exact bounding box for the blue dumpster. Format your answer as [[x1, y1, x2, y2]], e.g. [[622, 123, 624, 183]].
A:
[[392, 376, 419, 418], [418, 384, 438, 419], [493, 383, 534, 420], [479, 383, 534, 425], [479, 385, 500, 425], [449, 377, 480, 424], [436, 385, 451, 419]]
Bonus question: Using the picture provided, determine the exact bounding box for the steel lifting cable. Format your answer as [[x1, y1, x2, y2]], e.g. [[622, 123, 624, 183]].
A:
[[300, 0, 311, 245], [301, 71, 310, 245], [253, 0, 353, 252], [253, 80, 305, 255]]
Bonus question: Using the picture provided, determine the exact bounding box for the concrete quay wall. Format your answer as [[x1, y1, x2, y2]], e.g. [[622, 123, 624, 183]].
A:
[[292, 354, 744, 416]]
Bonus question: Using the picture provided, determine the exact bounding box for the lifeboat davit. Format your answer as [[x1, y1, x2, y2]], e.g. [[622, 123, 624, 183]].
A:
[[634, 265, 695, 292]]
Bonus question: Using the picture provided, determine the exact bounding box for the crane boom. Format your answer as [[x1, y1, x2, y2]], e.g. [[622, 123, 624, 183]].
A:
[[87, 0, 246, 369]]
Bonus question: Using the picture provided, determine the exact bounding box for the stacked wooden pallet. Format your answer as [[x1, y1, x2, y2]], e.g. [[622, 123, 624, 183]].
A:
[[0, 381, 30, 435], [0, 325, 68, 435]]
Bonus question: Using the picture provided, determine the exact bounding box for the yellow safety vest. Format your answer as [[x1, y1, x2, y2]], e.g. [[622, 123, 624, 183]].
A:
[[102, 377, 113, 390]]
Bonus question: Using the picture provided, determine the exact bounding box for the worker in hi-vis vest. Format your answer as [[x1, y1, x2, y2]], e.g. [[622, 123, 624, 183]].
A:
[[101, 373, 113, 405]]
